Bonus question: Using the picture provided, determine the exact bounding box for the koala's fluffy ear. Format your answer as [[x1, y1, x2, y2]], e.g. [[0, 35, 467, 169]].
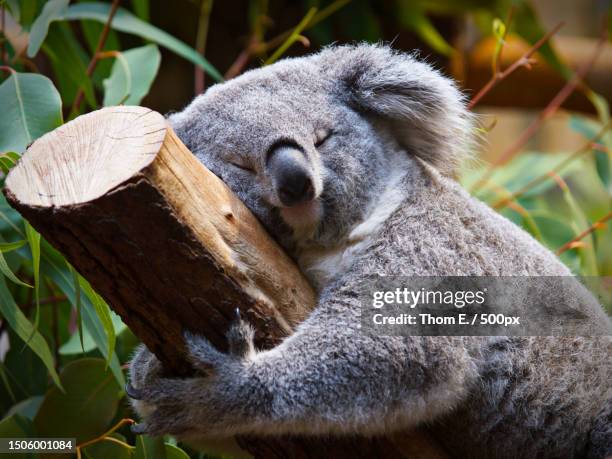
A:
[[318, 44, 474, 176]]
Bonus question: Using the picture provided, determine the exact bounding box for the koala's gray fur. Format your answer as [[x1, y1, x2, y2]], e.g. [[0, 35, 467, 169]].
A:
[[129, 44, 612, 458]]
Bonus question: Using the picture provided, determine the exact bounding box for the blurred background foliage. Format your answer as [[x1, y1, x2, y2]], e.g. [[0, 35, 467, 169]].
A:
[[0, 0, 610, 457]]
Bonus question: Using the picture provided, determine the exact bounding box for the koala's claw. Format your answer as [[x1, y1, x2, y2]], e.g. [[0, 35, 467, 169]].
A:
[[131, 423, 148, 435], [227, 310, 256, 359], [125, 382, 143, 400]]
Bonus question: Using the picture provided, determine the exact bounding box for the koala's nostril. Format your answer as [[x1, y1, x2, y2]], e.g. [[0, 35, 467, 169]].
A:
[[278, 172, 314, 207]]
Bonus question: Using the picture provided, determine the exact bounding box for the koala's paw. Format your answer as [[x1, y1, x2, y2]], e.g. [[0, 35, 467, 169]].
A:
[[126, 312, 258, 438]]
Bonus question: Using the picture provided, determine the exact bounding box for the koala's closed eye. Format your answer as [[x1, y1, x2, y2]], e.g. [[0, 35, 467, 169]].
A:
[[314, 129, 333, 148], [229, 160, 255, 174]]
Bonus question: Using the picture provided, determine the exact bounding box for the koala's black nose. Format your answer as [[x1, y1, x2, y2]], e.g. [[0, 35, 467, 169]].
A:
[[268, 146, 315, 207]]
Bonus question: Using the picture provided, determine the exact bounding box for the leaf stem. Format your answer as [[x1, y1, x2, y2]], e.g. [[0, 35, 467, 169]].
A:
[[76, 418, 136, 450], [556, 212, 611, 255], [69, 0, 121, 117]]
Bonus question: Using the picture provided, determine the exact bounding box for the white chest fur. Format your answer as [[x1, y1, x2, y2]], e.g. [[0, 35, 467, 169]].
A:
[[298, 155, 409, 289]]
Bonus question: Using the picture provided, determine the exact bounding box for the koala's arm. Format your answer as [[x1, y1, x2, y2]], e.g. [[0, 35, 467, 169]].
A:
[[128, 290, 478, 438]]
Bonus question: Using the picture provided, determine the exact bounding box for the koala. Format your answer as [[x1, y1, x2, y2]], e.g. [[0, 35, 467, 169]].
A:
[[128, 44, 612, 458]]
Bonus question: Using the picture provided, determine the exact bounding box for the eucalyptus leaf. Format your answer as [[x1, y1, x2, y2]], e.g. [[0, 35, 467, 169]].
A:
[[25, 222, 41, 324], [0, 72, 62, 153], [40, 243, 125, 387], [0, 413, 35, 459], [164, 443, 190, 459], [103, 44, 161, 106], [64, 2, 223, 82], [4, 396, 44, 421], [34, 358, 121, 444], [134, 435, 167, 459], [79, 277, 116, 368], [42, 22, 97, 108], [0, 276, 61, 389], [396, 0, 454, 56], [27, 0, 70, 57]]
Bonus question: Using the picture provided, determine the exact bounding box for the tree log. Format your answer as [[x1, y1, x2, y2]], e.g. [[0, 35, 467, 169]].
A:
[[4, 106, 448, 459]]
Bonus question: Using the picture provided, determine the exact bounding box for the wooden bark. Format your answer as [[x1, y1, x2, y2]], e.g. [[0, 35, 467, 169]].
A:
[[4, 106, 448, 459]]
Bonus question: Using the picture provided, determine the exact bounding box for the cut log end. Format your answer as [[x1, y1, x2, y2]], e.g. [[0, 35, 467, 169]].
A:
[[6, 106, 166, 207]]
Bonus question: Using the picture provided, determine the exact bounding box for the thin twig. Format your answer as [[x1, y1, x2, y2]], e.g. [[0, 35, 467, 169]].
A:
[[69, 0, 121, 117], [0, 64, 15, 74], [77, 418, 135, 450], [256, 0, 351, 54], [19, 295, 68, 308], [264, 7, 316, 65], [468, 21, 564, 110], [491, 123, 611, 209], [470, 25, 608, 193], [556, 213, 611, 255], [194, 0, 213, 95], [224, 0, 351, 79]]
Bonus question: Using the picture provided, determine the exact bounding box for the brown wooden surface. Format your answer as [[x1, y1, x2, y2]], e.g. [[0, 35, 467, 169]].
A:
[[4, 106, 448, 459]]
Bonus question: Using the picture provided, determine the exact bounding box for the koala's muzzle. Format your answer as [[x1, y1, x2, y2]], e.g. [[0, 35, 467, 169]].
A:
[[268, 145, 315, 207]]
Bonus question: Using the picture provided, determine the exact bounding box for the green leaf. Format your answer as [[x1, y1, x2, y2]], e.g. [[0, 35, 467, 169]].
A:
[[0, 413, 34, 436], [103, 44, 161, 106], [0, 151, 20, 174], [0, 276, 62, 389], [42, 22, 97, 108], [25, 222, 41, 324], [68, 263, 85, 352], [531, 212, 576, 249], [560, 184, 598, 276], [594, 147, 610, 191], [60, 309, 126, 356], [63, 2, 223, 82], [26, 0, 70, 57], [59, 323, 96, 355], [14, 0, 42, 29], [40, 244, 125, 387], [0, 239, 27, 253], [5, 0, 22, 23], [164, 443, 190, 459], [134, 435, 167, 459], [0, 72, 63, 153], [79, 277, 116, 367], [130, 0, 150, 21], [0, 414, 36, 459], [0, 250, 32, 288], [34, 358, 121, 444], [0, 239, 30, 288], [4, 395, 44, 421], [569, 115, 611, 193], [396, 0, 454, 56]]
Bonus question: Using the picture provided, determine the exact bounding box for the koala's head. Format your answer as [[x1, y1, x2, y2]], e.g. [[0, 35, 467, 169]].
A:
[[169, 44, 472, 254]]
